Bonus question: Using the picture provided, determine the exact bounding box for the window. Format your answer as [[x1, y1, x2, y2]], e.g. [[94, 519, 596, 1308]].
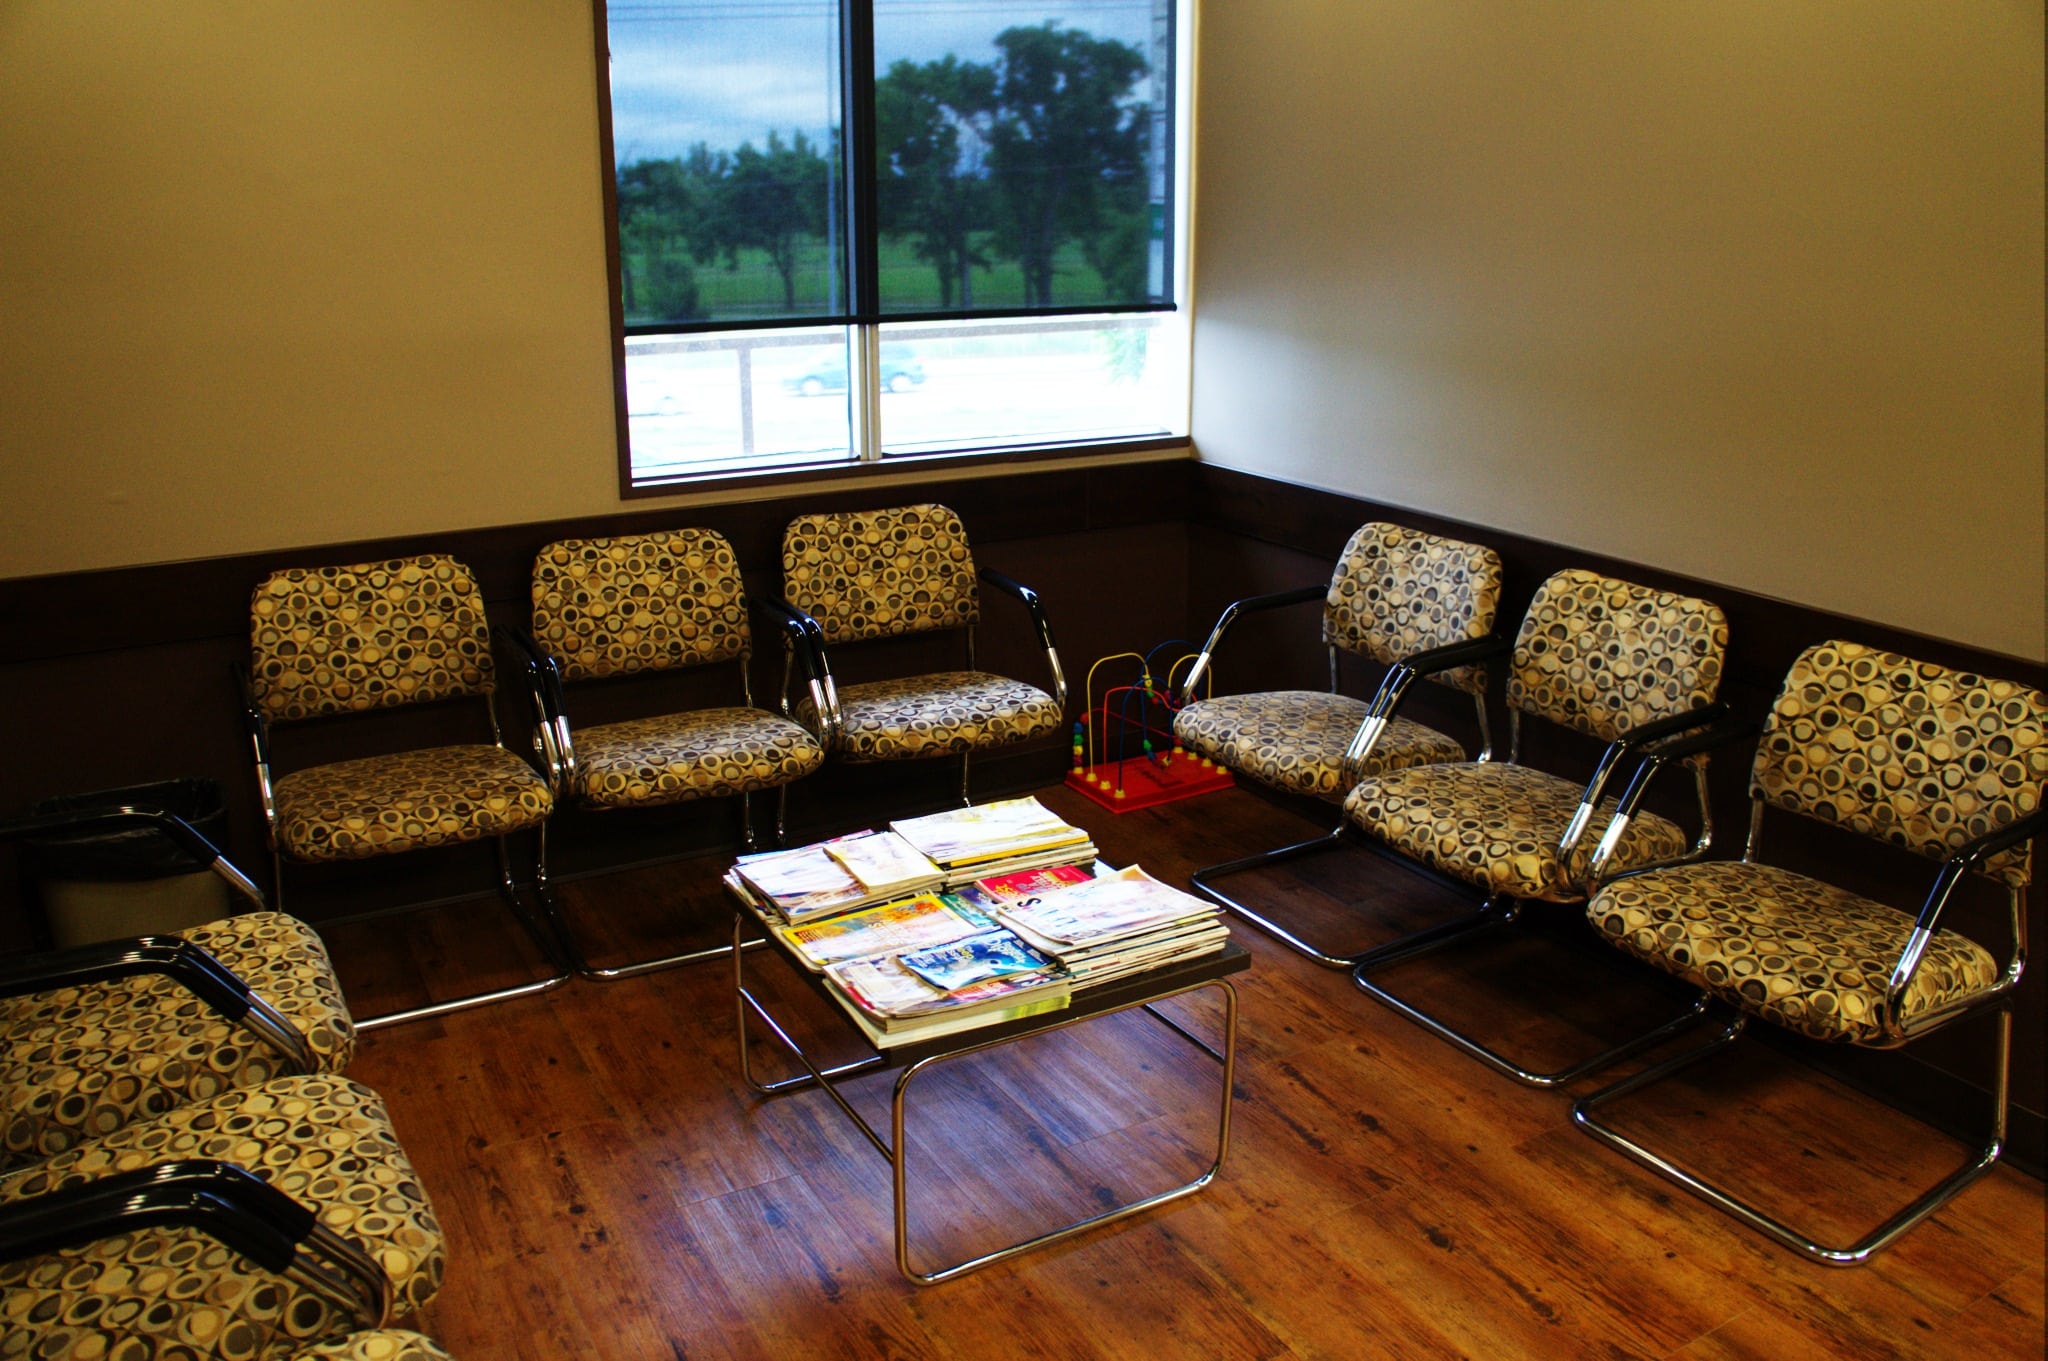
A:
[[599, 1, 1190, 489]]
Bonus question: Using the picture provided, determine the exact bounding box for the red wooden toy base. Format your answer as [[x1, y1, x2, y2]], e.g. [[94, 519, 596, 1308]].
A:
[[1064, 754, 1235, 814]]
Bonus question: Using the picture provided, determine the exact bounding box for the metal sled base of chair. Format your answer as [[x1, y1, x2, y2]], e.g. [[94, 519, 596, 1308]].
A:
[[350, 841, 573, 1031], [1350, 897, 1713, 1089], [1572, 1007, 2013, 1266], [1188, 826, 1362, 968], [530, 864, 768, 983]]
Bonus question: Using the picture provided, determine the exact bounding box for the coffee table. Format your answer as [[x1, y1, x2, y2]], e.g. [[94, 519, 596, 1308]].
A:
[[731, 902, 1248, 1284]]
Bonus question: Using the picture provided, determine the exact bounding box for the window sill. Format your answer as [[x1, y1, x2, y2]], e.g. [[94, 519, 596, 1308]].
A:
[[619, 436, 1193, 501]]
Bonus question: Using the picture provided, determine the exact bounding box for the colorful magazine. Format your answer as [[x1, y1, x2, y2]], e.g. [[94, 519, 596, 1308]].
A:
[[823, 829, 944, 896], [890, 796, 1092, 868], [895, 928, 1055, 992], [995, 866, 1216, 945], [776, 892, 995, 971]]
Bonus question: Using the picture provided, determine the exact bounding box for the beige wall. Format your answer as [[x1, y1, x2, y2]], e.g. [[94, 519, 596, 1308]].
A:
[[3, 2, 1145, 581], [1190, 2, 2046, 662], [0, 3, 622, 572]]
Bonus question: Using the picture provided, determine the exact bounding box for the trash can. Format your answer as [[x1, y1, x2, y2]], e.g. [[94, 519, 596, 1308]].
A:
[[22, 778, 234, 948]]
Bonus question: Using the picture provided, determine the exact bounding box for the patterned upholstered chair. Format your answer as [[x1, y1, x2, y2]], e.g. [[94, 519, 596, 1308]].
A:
[[0, 1074, 444, 1359], [1572, 641, 2045, 1264], [0, 806, 355, 1171], [1174, 522, 1504, 966], [240, 555, 566, 1028], [513, 529, 827, 978], [1345, 568, 1731, 1086], [779, 504, 1066, 803]]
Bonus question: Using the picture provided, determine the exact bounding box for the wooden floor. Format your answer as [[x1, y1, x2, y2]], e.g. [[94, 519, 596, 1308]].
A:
[[337, 784, 2046, 1360]]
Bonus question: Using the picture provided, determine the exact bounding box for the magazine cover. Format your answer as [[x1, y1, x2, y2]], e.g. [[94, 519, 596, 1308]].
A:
[[895, 928, 1055, 992], [996, 866, 1216, 945], [782, 892, 994, 969]]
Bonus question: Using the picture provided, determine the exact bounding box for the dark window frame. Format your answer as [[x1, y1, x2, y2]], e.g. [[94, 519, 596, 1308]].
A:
[[592, 0, 1188, 496]]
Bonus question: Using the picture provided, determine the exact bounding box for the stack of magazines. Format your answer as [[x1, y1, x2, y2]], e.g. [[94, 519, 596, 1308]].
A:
[[992, 866, 1229, 987], [731, 829, 945, 923], [888, 796, 1097, 886]]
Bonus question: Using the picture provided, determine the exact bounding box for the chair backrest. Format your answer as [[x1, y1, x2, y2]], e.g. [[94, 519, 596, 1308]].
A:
[[781, 503, 979, 647], [1323, 522, 1503, 695], [1506, 568, 1727, 742], [531, 529, 751, 684], [1753, 640, 2046, 889], [250, 555, 495, 723]]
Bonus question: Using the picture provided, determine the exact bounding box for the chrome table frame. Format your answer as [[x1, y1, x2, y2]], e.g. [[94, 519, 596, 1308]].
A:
[[734, 912, 1246, 1285]]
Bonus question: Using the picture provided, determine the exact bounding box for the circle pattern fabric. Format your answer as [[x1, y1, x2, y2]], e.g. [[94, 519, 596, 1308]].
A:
[[290, 1332, 454, 1361], [1, 912, 354, 1171], [1589, 859, 2000, 1044], [796, 671, 1062, 762], [1506, 569, 1727, 743], [1324, 523, 1503, 697], [1174, 691, 1466, 803], [272, 746, 553, 863], [1344, 761, 1689, 903], [0, 1076, 444, 1360], [531, 530, 751, 684], [781, 504, 979, 647], [1753, 640, 2046, 889], [570, 707, 825, 808], [251, 558, 494, 723]]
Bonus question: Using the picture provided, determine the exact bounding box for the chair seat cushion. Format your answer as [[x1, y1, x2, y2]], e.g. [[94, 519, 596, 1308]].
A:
[[0, 1075, 444, 1358], [1, 912, 355, 1171], [1174, 691, 1465, 802], [1588, 860, 2001, 1044], [798, 671, 1062, 762], [570, 707, 825, 808], [1344, 761, 1688, 902], [273, 746, 553, 862]]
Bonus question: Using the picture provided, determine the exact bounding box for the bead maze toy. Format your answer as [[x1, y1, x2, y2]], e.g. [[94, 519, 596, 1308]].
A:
[[1065, 642, 1235, 813]]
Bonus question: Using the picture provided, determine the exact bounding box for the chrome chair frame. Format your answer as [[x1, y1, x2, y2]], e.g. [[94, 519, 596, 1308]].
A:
[[778, 565, 1067, 808], [1348, 692, 1731, 1089], [1183, 598, 1503, 969], [235, 633, 571, 1032], [505, 598, 830, 981], [1571, 786, 2042, 1265]]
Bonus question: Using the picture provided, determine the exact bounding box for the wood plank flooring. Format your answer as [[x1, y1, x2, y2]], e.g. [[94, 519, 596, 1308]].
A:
[[339, 785, 2046, 1360]]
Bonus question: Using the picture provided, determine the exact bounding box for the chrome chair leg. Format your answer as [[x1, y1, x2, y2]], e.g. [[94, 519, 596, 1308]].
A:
[[528, 819, 750, 983], [1572, 1005, 2013, 1265], [351, 834, 573, 1031], [959, 750, 973, 807], [1187, 825, 1355, 967], [1352, 895, 1715, 1088]]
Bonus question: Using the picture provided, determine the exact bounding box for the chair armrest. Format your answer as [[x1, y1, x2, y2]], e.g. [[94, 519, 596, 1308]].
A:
[[1563, 703, 1732, 866], [0, 1159, 390, 1329], [978, 568, 1067, 709], [0, 806, 266, 910], [756, 597, 839, 747], [1398, 634, 1515, 679], [1583, 712, 1760, 882], [1178, 583, 1328, 704], [0, 933, 316, 1074], [494, 623, 572, 789], [1884, 805, 2048, 1036], [1338, 634, 1513, 783]]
